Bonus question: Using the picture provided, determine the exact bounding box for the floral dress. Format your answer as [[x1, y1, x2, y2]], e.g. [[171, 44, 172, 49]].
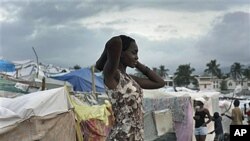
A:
[[106, 71, 144, 141]]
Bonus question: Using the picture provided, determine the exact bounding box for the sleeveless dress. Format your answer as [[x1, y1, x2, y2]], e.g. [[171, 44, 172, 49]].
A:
[[106, 71, 144, 141], [195, 110, 207, 128]]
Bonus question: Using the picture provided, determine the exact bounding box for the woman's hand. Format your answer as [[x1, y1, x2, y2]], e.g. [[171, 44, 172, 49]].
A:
[[202, 123, 206, 127], [193, 115, 200, 120]]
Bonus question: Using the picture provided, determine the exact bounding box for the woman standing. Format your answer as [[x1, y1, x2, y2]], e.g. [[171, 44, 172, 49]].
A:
[[95, 35, 165, 141], [193, 98, 212, 141]]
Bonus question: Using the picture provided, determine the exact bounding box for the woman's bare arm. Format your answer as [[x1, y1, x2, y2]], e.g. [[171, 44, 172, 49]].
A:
[[102, 36, 122, 89], [130, 61, 165, 89], [203, 108, 212, 126], [95, 46, 107, 71]]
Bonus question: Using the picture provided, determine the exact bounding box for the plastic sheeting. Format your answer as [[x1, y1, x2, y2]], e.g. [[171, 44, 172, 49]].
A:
[[0, 78, 27, 94], [51, 68, 105, 93], [0, 60, 15, 72], [0, 87, 72, 129], [0, 111, 76, 141]]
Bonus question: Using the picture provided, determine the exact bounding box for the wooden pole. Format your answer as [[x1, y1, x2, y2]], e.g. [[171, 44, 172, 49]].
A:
[[32, 47, 39, 78], [91, 65, 97, 100], [41, 77, 46, 91]]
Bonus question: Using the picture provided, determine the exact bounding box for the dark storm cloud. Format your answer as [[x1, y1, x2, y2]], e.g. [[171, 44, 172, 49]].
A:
[[124, 0, 249, 12], [196, 11, 250, 66], [1, 0, 249, 72], [0, 0, 119, 67], [2, 1, 110, 25], [1, 18, 114, 67]]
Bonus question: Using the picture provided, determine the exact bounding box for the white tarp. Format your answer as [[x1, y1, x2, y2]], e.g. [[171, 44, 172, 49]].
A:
[[0, 87, 72, 129]]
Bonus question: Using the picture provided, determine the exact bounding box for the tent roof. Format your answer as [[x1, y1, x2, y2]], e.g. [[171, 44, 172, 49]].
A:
[[0, 60, 15, 72], [51, 68, 105, 93], [0, 87, 72, 129]]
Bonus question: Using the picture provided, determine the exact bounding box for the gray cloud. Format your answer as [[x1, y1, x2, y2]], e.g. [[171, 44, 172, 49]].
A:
[[196, 11, 250, 67], [1, 0, 249, 74]]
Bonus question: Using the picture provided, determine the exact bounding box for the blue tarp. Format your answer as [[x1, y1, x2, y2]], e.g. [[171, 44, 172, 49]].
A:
[[0, 60, 15, 72], [51, 68, 105, 93]]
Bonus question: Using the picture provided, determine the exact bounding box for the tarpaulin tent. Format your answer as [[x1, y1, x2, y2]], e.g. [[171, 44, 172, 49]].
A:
[[0, 60, 15, 72], [0, 87, 75, 141], [0, 86, 112, 141], [51, 68, 105, 93]]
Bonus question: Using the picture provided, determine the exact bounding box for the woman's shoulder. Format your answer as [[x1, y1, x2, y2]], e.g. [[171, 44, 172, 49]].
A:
[[202, 108, 211, 114]]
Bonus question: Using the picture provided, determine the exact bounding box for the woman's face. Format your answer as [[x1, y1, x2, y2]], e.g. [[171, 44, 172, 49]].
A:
[[121, 42, 139, 68], [194, 101, 203, 107]]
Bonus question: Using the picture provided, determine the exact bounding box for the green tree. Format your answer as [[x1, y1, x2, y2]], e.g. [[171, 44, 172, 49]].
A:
[[174, 64, 195, 87], [73, 64, 81, 70], [158, 65, 169, 78], [204, 59, 222, 78], [152, 67, 158, 73], [243, 66, 250, 80], [191, 77, 199, 89], [230, 62, 244, 84], [220, 79, 228, 91]]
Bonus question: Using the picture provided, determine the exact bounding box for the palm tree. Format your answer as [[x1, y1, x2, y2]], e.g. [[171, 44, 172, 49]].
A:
[[158, 65, 169, 78], [174, 64, 195, 87], [152, 67, 158, 73], [134, 68, 145, 78], [204, 59, 221, 78], [243, 66, 250, 80], [230, 62, 244, 85], [73, 64, 81, 70]]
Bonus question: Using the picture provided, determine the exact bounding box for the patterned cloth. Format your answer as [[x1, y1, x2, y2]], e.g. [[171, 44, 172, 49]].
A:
[[82, 119, 111, 141], [106, 71, 144, 141], [143, 96, 190, 123]]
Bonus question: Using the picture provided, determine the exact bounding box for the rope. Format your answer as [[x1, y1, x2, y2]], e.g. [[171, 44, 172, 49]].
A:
[[221, 91, 235, 115]]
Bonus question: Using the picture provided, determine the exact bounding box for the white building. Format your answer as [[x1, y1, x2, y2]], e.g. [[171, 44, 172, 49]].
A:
[[225, 78, 250, 90], [164, 75, 174, 87], [197, 76, 222, 91]]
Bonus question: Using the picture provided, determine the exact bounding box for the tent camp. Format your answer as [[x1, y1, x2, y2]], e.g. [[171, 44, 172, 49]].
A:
[[0, 87, 112, 141], [0, 60, 15, 72], [143, 88, 220, 141], [51, 68, 105, 93], [0, 87, 76, 141]]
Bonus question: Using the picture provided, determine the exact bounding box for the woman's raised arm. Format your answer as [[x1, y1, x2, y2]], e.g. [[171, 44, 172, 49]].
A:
[[102, 36, 122, 89]]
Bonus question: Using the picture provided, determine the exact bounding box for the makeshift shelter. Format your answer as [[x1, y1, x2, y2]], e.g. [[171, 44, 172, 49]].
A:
[[0, 87, 113, 141], [143, 88, 220, 141], [0, 60, 15, 72], [51, 68, 105, 93], [0, 87, 76, 141], [0, 77, 29, 99]]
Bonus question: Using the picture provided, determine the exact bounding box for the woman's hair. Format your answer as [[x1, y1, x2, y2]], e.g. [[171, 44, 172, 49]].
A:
[[197, 101, 204, 106], [234, 99, 240, 107], [119, 35, 135, 51], [213, 112, 220, 119]]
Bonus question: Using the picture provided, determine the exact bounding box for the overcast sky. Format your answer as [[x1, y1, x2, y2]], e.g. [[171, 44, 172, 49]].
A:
[[0, 0, 249, 74]]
